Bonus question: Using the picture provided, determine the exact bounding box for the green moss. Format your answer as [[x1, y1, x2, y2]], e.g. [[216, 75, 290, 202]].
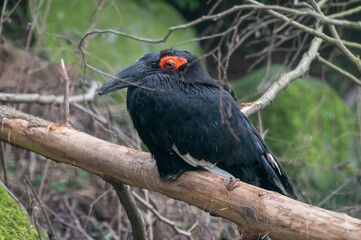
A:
[[232, 65, 357, 204], [0, 184, 47, 239]]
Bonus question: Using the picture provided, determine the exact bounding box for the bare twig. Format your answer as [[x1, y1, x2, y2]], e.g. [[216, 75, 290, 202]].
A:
[[357, 87, 361, 152], [60, 59, 70, 125], [23, 0, 52, 94], [316, 54, 361, 85], [0, 81, 99, 104], [1, 0, 23, 24], [132, 190, 193, 239], [37, 160, 50, 199], [25, 175, 57, 240], [329, 0, 361, 7], [63, 197, 95, 240], [72, 102, 139, 149], [207, 0, 223, 15], [0, 142, 7, 186], [22, 177, 41, 237], [317, 176, 355, 207], [143, 189, 154, 240], [19, 225, 34, 240], [328, 5, 361, 19], [83, 189, 112, 230], [0, 0, 9, 36], [43, 204, 79, 230], [16, 0, 43, 94]]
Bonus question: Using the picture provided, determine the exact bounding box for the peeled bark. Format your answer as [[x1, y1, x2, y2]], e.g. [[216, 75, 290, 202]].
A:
[[0, 105, 360, 240]]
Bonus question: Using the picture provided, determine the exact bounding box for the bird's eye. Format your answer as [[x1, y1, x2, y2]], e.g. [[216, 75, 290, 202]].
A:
[[165, 61, 175, 69], [159, 56, 188, 70]]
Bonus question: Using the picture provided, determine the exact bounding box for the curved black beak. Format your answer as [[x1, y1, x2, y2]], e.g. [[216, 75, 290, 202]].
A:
[[98, 78, 126, 95], [98, 61, 144, 95]]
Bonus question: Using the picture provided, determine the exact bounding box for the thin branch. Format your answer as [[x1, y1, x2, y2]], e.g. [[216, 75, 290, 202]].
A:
[[132, 191, 193, 239], [84, 189, 112, 230], [25, 175, 57, 240], [37, 160, 50, 199], [63, 197, 95, 240], [0, 81, 99, 104], [330, 0, 361, 7], [0, 0, 9, 36], [60, 59, 70, 125], [328, 5, 361, 19], [317, 176, 355, 207], [19, 225, 34, 240], [43, 204, 79, 230], [143, 189, 154, 240], [72, 102, 139, 149], [0, 143, 7, 186], [1, 0, 22, 24], [316, 54, 361, 85]]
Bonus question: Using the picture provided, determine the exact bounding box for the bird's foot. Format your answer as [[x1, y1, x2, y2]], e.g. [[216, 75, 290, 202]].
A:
[[163, 169, 186, 181], [223, 177, 241, 191]]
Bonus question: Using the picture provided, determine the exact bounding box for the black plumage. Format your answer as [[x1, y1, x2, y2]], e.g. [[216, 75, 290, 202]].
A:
[[98, 50, 295, 198]]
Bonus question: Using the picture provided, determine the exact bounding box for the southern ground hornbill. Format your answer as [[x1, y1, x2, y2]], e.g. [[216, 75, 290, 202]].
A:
[[98, 50, 295, 198]]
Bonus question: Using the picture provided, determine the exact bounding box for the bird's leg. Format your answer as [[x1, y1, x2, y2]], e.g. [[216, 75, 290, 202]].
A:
[[223, 176, 241, 191]]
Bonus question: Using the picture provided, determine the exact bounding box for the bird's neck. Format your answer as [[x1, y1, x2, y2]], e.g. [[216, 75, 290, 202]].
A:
[[182, 63, 214, 85]]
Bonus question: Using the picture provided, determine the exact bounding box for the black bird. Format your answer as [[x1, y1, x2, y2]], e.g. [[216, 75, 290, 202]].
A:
[[98, 50, 295, 198]]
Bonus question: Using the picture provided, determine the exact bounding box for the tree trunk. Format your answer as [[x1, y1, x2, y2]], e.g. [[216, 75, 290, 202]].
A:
[[0, 105, 360, 240]]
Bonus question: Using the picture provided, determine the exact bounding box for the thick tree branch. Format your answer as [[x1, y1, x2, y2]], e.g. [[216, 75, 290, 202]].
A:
[[1, 105, 361, 240]]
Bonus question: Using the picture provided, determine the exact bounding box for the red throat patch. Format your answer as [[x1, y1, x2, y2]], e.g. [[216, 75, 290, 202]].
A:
[[159, 56, 188, 70]]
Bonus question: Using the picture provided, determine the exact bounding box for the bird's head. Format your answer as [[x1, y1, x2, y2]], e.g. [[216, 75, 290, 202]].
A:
[[98, 50, 210, 95]]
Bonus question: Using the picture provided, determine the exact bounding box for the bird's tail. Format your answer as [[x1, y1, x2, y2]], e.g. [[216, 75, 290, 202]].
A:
[[259, 153, 296, 198]]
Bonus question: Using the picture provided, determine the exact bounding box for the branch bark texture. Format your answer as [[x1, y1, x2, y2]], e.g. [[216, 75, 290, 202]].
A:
[[0, 105, 361, 240]]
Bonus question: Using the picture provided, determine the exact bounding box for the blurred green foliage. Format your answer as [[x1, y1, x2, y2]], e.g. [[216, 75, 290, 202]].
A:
[[36, 0, 202, 75], [0, 184, 48, 240], [232, 65, 358, 205]]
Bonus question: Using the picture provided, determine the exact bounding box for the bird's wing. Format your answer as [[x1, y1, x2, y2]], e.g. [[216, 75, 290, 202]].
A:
[[145, 83, 263, 166]]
